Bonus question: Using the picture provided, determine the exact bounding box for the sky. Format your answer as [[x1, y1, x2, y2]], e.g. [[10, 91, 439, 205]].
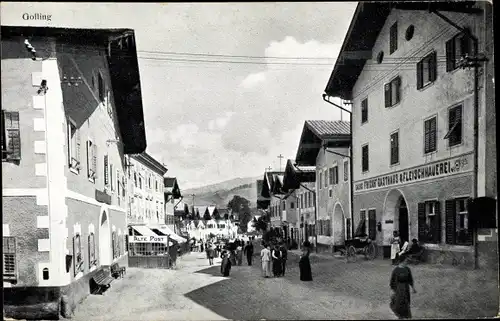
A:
[[1, 2, 357, 190]]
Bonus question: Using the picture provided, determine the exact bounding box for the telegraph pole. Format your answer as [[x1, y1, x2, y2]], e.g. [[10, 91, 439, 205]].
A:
[[265, 166, 272, 172], [277, 154, 284, 172]]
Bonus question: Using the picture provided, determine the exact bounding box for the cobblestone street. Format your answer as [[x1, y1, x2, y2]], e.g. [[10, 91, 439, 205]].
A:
[[65, 249, 497, 320]]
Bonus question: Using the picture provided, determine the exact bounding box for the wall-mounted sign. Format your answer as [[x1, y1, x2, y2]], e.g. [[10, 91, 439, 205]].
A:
[[129, 235, 169, 243], [385, 220, 394, 224], [354, 153, 473, 194]]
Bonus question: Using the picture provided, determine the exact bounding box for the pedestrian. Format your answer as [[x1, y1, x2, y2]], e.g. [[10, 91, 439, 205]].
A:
[[299, 241, 312, 281], [279, 242, 288, 276], [390, 253, 417, 319], [207, 243, 215, 265], [220, 248, 232, 277], [236, 243, 243, 266], [244, 241, 254, 266], [271, 244, 282, 277], [391, 231, 401, 265], [260, 243, 272, 278]]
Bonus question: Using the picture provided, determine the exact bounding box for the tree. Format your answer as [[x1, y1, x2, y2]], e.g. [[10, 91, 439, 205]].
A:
[[224, 213, 229, 220], [183, 203, 190, 217], [213, 209, 221, 220], [203, 211, 211, 221], [227, 195, 252, 233]]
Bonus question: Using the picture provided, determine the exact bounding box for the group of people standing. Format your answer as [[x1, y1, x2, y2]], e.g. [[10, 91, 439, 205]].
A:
[[218, 240, 254, 277], [259, 240, 312, 282]]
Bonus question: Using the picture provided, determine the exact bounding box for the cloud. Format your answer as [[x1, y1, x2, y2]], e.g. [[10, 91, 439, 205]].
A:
[[169, 123, 199, 147], [240, 72, 267, 89]]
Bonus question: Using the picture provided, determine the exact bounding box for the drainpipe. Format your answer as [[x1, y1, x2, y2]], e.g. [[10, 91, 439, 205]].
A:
[[322, 94, 354, 239], [431, 9, 486, 270]]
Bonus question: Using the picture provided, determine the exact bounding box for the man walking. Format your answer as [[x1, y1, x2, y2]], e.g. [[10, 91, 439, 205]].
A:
[[279, 242, 288, 276], [244, 241, 254, 266], [260, 243, 272, 278]]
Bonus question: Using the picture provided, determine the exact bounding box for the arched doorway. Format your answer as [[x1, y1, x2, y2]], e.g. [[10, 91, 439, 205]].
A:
[[383, 189, 410, 245], [99, 210, 111, 266], [332, 203, 345, 246]]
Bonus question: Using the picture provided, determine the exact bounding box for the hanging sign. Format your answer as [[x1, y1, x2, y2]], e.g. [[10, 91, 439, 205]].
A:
[[354, 153, 473, 194], [129, 235, 169, 243]]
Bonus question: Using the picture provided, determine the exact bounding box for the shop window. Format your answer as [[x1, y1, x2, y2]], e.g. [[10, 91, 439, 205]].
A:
[[73, 234, 83, 276], [424, 117, 437, 154], [390, 131, 399, 165], [390, 22, 398, 54], [128, 242, 168, 257], [1, 110, 21, 162], [418, 201, 441, 244], [67, 118, 81, 172], [384, 76, 401, 107], [361, 98, 368, 124], [3, 236, 17, 281], [88, 233, 97, 268], [417, 51, 437, 89], [446, 30, 472, 72], [445, 198, 472, 246], [445, 105, 463, 147], [362, 144, 369, 172]]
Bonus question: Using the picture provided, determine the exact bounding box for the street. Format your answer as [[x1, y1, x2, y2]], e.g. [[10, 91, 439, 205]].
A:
[[66, 250, 497, 320]]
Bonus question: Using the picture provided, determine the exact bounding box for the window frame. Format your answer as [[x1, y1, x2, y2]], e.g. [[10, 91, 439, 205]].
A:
[[67, 117, 81, 174], [361, 98, 368, 124], [390, 130, 399, 166], [88, 233, 97, 268], [424, 116, 438, 154], [343, 160, 349, 182], [73, 233, 84, 276], [417, 51, 438, 90], [87, 139, 97, 183], [3, 236, 17, 281], [384, 76, 402, 108], [1, 110, 22, 162], [361, 144, 369, 173], [389, 22, 398, 54], [446, 31, 472, 72]]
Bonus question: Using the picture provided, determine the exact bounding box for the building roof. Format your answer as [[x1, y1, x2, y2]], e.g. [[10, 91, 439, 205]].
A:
[[1, 26, 148, 154], [164, 177, 182, 198], [261, 171, 285, 198], [282, 159, 316, 191], [295, 120, 351, 166], [131, 152, 167, 175], [324, 1, 479, 100]]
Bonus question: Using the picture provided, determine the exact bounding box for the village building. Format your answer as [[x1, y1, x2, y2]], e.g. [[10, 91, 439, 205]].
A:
[[324, 2, 496, 269], [2, 26, 146, 319], [282, 159, 316, 247], [294, 121, 351, 252], [260, 171, 286, 238], [164, 177, 182, 230]]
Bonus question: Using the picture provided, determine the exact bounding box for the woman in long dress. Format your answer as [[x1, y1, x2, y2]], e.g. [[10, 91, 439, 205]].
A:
[[271, 245, 282, 277], [220, 249, 232, 277], [390, 231, 401, 265], [390, 254, 417, 319], [299, 241, 313, 281], [236, 244, 243, 266]]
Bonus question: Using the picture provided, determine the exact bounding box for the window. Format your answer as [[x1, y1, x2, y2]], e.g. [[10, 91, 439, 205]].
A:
[[418, 201, 441, 244], [362, 144, 369, 172], [110, 164, 114, 191], [88, 233, 96, 268], [122, 176, 126, 197], [333, 166, 338, 184], [3, 236, 17, 281], [155, 180, 158, 192], [329, 189, 332, 198], [424, 117, 437, 154], [445, 198, 472, 245], [67, 119, 81, 172], [343, 161, 349, 182], [357, 210, 367, 235], [390, 22, 398, 54], [112, 231, 119, 259], [324, 170, 328, 188], [445, 105, 462, 147], [417, 52, 437, 89], [134, 172, 137, 187], [116, 169, 120, 194], [73, 234, 83, 276], [390, 131, 399, 165], [1, 111, 21, 161], [346, 218, 351, 240], [361, 98, 368, 124], [319, 172, 323, 189], [368, 210, 376, 240], [98, 72, 105, 102], [87, 140, 97, 183], [446, 31, 472, 72], [139, 177, 142, 189], [384, 76, 401, 107], [290, 202, 294, 209], [300, 194, 304, 209]]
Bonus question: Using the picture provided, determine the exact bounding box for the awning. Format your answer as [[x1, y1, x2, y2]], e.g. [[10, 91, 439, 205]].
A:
[[149, 224, 187, 243], [129, 225, 174, 246]]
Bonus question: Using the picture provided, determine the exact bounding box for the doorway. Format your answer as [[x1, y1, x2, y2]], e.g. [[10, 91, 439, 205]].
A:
[[398, 197, 409, 242]]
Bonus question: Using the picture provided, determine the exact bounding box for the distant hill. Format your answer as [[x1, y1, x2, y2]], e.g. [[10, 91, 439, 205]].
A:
[[183, 176, 261, 208]]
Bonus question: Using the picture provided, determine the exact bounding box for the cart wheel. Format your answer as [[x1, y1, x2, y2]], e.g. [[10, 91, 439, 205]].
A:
[[347, 245, 357, 263], [365, 242, 377, 260]]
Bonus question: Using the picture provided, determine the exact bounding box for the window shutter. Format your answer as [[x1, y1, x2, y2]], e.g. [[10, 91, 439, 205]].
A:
[[430, 118, 437, 152], [1, 110, 5, 151], [430, 51, 437, 82], [455, 106, 462, 142], [434, 201, 442, 244], [87, 141, 92, 177], [104, 155, 109, 185], [466, 198, 473, 245], [445, 200, 456, 244], [8, 128, 21, 160], [395, 77, 401, 103], [417, 202, 426, 242], [416, 61, 423, 89], [75, 129, 81, 162], [384, 83, 391, 107], [446, 39, 455, 72], [88, 234, 92, 269], [92, 144, 98, 179]]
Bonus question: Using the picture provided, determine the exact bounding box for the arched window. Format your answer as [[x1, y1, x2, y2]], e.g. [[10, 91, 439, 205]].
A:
[[73, 233, 83, 276], [88, 233, 96, 268]]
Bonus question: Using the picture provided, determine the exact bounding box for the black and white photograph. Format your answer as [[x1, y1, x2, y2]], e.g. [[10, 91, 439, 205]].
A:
[[1, 1, 498, 320]]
